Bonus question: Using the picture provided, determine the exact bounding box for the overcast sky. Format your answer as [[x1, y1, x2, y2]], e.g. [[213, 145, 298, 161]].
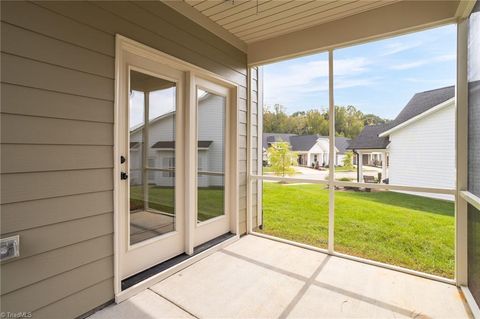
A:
[[263, 24, 456, 120]]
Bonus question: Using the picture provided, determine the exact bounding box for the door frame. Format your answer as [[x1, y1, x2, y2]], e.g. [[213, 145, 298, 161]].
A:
[[113, 35, 240, 301]]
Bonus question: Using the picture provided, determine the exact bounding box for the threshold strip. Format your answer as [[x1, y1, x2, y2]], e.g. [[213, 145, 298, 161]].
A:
[[121, 232, 235, 291]]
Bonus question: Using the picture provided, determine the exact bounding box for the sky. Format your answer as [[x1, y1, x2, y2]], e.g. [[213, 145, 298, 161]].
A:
[[129, 87, 176, 129], [263, 24, 457, 120]]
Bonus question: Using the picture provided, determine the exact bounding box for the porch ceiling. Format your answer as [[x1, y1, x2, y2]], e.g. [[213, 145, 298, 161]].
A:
[[184, 0, 400, 44], [165, 0, 474, 65]]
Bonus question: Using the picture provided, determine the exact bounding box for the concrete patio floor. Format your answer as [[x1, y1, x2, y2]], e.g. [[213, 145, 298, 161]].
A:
[[90, 235, 472, 318]]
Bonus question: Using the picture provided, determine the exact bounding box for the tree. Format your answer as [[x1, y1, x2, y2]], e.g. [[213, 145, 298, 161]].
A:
[[263, 103, 390, 140], [343, 151, 354, 170], [267, 141, 297, 177]]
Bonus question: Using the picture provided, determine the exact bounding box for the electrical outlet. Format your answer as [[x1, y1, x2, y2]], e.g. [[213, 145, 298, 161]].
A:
[[0, 235, 19, 261]]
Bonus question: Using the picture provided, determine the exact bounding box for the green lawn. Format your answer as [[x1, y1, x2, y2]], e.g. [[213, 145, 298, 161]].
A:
[[130, 185, 224, 221], [335, 166, 356, 172], [257, 182, 455, 278]]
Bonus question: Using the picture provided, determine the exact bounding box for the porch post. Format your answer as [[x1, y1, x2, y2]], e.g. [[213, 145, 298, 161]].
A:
[[381, 151, 387, 183], [358, 151, 363, 183], [143, 91, 149, 211]]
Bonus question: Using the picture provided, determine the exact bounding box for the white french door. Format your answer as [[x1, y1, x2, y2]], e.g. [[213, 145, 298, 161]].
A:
[[115, 36, 238, 284], [117, 49, 186, 279], [192, 77, 232, 246]]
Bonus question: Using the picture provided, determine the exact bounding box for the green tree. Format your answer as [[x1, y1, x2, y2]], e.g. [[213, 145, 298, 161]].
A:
[[343, 151, 354, 170], [267, 141, 297, 177], [263, 103, 390, 139]]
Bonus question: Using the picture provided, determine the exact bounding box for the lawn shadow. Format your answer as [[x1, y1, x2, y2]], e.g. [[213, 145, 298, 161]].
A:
[[336, 188, 454, 218]]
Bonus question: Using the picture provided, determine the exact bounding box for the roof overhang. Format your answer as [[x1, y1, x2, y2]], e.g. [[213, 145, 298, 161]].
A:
[[248, 0, 464, 65], [166, 1, 474, 65], [379, 98, 455, 137]]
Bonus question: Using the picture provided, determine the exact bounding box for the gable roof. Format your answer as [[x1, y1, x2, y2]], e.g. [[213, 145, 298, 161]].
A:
[[348, 85, 455, 150], [391, 85, 454, 128], [347, 124, 391, 150], [335, 137, 351, 154], [263, 133, 350, 153], [289, 135, 325, 151], [262, 133, 297, 149]]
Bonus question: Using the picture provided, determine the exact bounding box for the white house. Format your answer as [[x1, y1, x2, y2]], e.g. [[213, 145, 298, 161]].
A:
[[262, 133, 351, 167], [349, 86, 455, 199], [130, 92, 225, 188]]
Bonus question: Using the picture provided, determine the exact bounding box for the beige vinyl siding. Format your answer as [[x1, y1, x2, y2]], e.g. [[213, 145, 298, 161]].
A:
[[1, 1, 249, 317]]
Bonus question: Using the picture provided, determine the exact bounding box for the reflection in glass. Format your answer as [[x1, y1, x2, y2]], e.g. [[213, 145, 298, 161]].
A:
[[129, 70, 176, 245], [197, 88, 225, 222], [334, 186, 454, 278]]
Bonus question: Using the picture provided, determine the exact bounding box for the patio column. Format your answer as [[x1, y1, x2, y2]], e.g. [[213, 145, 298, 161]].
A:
[[381, 151, 387, 183], [358, 151, 363, 183]]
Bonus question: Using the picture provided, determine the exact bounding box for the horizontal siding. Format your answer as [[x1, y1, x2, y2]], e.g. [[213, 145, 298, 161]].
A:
[[2, 53, 114, 100], [1, 1, 115, 56], [1, 114, 113, 145], [32, 279, 114, 319], [1, 83, 113, 123], [1, 169, 113, 204], [1, 191, 113, 234], [388, 104, 455, 200], [1, 0, 248, 316], [1, 22, 114, 78], [1, 234, 113, 294], [1, 256, 113, 313], [1, 144, 113, 173], [1, 213, 113, 261]]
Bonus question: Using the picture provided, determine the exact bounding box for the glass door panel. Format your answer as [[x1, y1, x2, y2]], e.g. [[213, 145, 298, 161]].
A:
[[196, 88, 226, 223], [129, 69, 176, 245]]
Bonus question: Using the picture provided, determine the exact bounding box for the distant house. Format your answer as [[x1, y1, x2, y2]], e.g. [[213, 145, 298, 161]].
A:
[[349, 86, 455, 199], [262, 133, 351, 167], [130, 92, 224, 188]]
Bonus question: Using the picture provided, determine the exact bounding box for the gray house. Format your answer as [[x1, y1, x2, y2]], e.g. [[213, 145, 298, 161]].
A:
[[263, 133, 351, 167], [1, 1, 479, 318]]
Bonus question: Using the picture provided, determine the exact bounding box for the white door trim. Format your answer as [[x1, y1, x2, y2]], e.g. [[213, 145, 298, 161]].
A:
[[114, 34, 240, 299]]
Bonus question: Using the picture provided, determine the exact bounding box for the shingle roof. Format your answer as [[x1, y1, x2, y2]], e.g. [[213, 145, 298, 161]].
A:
[[289, 135, 323, 151], [335, 137, 351, 154], [392, 85, 454, 127], [347, 124, 391, 150], [348, 85, 455, 150], [263, 133, 351, 153], [262, 133, 296, 149]]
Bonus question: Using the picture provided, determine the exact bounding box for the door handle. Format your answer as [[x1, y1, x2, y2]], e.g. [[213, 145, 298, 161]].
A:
[[120, 172, 128, 180]]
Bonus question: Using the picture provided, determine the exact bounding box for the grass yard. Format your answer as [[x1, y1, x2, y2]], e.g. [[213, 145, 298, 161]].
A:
[[257, 182, 455, 278], [334, 165, 356, 172], [130, 185, 224, 222]]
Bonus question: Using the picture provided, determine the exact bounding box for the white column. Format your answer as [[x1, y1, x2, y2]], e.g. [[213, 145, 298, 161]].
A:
[[358, 151, 363, 183], [381, 151, 387, 183]]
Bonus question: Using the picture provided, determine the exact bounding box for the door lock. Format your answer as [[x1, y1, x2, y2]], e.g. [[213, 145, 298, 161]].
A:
[[120, 172, 128, 180]]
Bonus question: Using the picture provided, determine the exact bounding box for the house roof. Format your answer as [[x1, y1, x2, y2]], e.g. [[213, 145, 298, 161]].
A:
[[263, 133, 350, 154], [289, 135, 325, 152], [392, 85, 454, 127], [348, 85, 455, 150], [347, 124, 391, 150], [151, 141, 213, 149], [335, 137, 351, 154], [262, 133, 296, 149]]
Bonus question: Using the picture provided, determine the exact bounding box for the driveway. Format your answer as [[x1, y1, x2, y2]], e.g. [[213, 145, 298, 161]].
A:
[[288, 166, 382, 181]]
